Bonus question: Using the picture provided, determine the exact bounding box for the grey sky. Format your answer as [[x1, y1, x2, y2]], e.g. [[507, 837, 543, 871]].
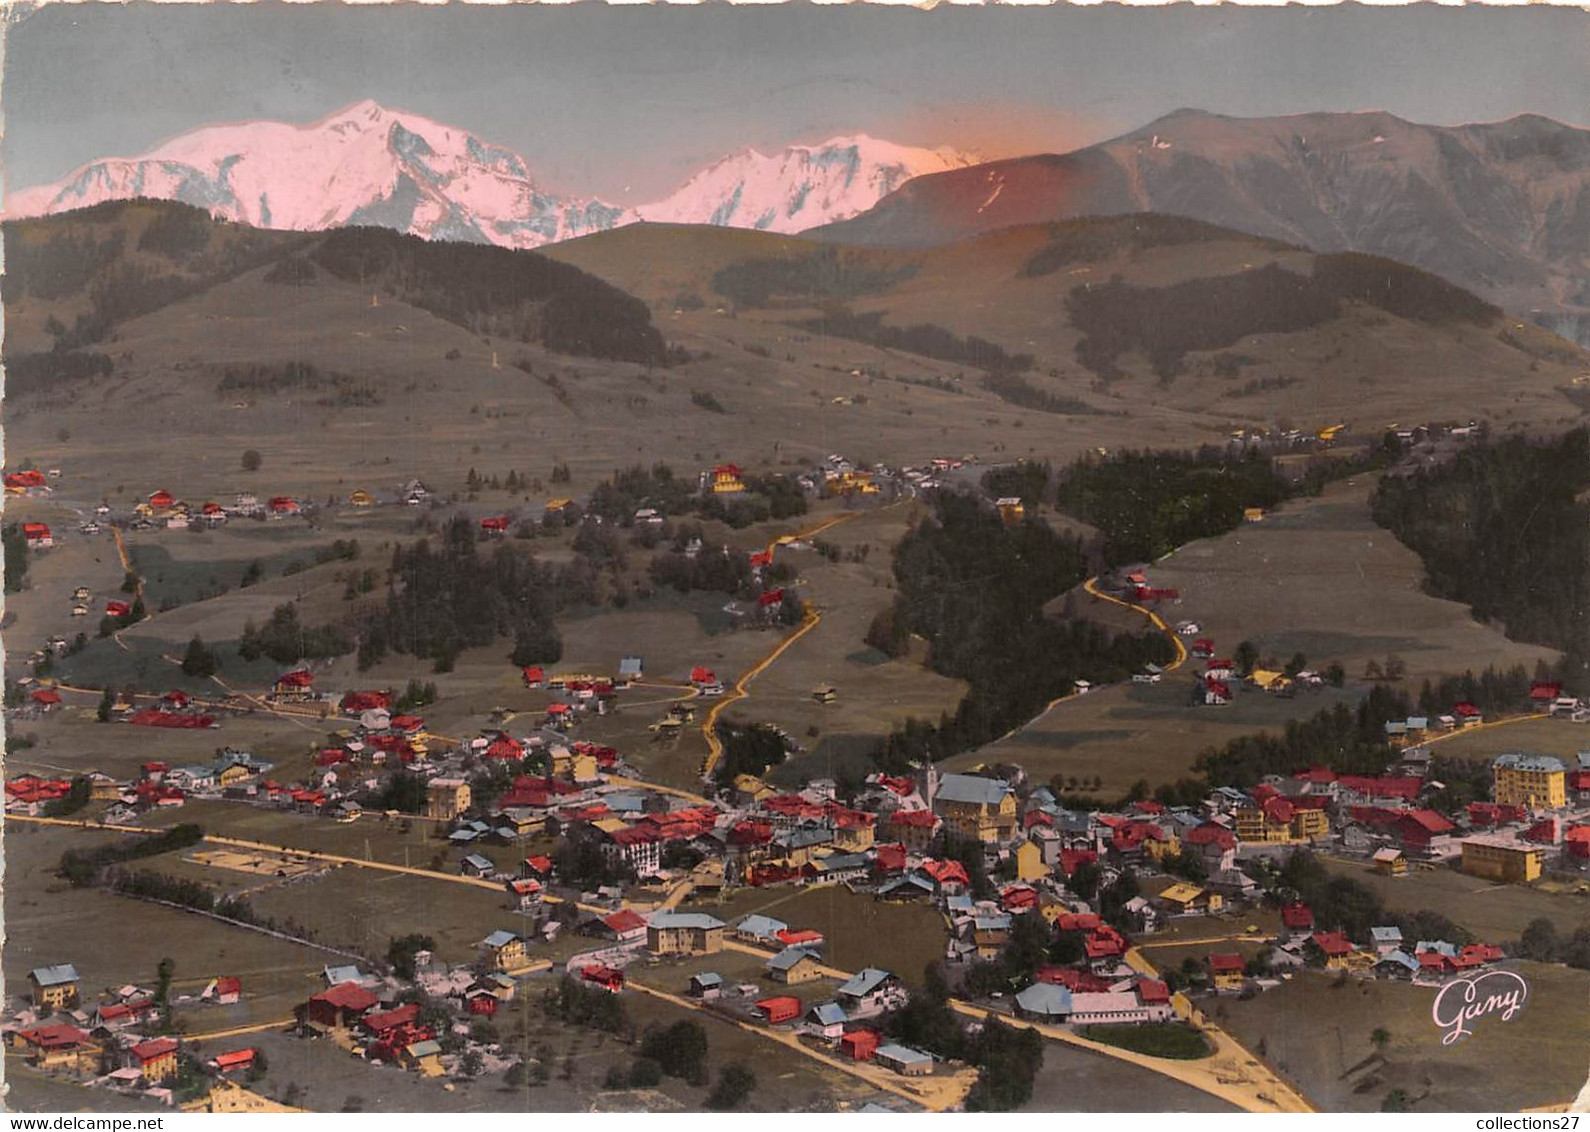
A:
[[5, 2, 1587, 203]]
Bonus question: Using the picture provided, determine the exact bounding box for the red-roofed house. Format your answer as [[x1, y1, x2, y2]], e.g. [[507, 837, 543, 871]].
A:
[[1393, 809, 1456, 851], [1001, 885, 1040, 912], [4, 470, 48, 490], [754, 996, 802, 1025], [580, 965, 625, 993], [1281, 902, 1315, 935], [298, 983, 379, 1032], [1035, 966, 1112, 992], [1567, 825, 1590, 859], [1204, 679, 1232, 706], [22, 522, 53, 549], [873, 842, 908, 875], [1058, 847, 1100, 878], [918, 858, 970, 895], [129, 1037, 180, 1082], [29, 687, 63, 709], [12, 1025, 100, 1073], [605, 827, 662, 876], [1452, 702, 1483, 726], [840, 1029, 881, 1061], [480, 515, 511, 536], [1523, 817, 1561, 844], [884, 808, 941, 851], [1530, 682, 1562, 707], [340, 690, 392, 714], [1308, 931, 1358, 970], [1208, 953, 1247, 991], [211, 1048, 257, 1074], [769, 929, 821, 953], [522, 666, 545, 688], [599, 909, 648, 942], [1137, 978, 1172, 1006], [214, 976, 242, 1005]]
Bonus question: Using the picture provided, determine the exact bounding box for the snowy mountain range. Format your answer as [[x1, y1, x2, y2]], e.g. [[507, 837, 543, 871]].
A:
[[7, 100, 976, 248]]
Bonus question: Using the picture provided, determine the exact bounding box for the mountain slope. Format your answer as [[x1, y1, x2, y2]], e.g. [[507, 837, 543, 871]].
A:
[[6, 205, 1585, 504], [9, 103, 974, 248], [2, 200, 666, 366], [814, 109, 1590, 344]]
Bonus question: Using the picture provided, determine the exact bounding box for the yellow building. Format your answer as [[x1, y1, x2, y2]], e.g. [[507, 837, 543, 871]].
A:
[[1014, 840, 1051, 882], [1235, 797, 1327, 844], [217, 763, 253, 789], [131, 1038, 180, 1082], [570, 751, 600, 785], [401, 1040, 445, 1076], [426, 777, 471, 821], [995, 497, 1026, 525], [29, 965, 80, 1011], [480, 930, 530, 972], [834, 820, 876, 854], [711, 464, 746, 494], [348, 490, 375, 507], [1372, 847, 1407, 876], [1461, 837, 1546, 884], [1289, 807, 1330, 841], [1234, 803, 1293, 844], [647, 913, 726, 956], [1492, 753, 1567, 809], [1158, 882, 1223, 915], [932, 773, 1017, 843]]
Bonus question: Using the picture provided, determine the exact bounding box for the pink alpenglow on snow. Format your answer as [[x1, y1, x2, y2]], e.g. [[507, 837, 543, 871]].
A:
[[635, 134, 977, 234], [10, 103, 975, 247]]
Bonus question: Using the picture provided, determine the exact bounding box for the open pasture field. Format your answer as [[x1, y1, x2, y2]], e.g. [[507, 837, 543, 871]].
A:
[[1319, 856, 1590, 942], [1148, 478, 1559, 685], [242, 864, 526, 965], [1217, 963, 1590, 1112], [950, 675, 1359, 795], [1429, 715, 1590, 763], [1021, 1041, 1240, 1113], [957, 477, 1558, 794], [3, 821, 331, 1031], [681, 884, 948, 984]]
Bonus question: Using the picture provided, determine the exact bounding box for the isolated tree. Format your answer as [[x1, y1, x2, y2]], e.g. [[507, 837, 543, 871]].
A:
[[1370, 1027, 1391, 1053], [1520, 917, 1559, 961], [241, 449, 263, 473], [1234, 640, 1259, 676], [181, 635, 218, 677], [706, 1062, 757, 1110]]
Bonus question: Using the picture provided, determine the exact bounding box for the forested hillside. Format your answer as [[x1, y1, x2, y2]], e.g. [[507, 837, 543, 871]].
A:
[[1371, 428, 1590, 665], [866, 492, 1173, 770]]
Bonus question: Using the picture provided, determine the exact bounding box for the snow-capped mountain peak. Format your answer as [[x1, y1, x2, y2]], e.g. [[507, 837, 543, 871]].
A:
[[7, 107, 973, 247], [637, 134, 979, 233]]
